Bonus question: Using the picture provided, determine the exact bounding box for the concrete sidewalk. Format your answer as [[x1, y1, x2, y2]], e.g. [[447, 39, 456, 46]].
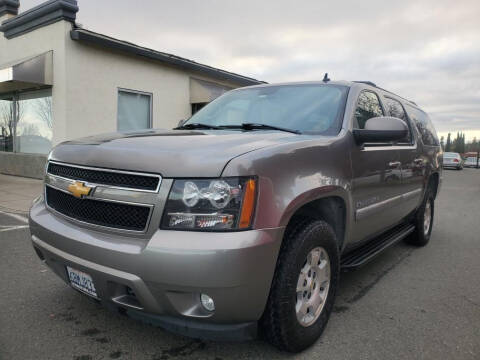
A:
[[0, 174, 43, 214]]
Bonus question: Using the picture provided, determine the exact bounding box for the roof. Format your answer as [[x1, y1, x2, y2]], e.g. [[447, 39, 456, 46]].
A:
[[70, 28, 265, 87], [231, 79, 421, 108]]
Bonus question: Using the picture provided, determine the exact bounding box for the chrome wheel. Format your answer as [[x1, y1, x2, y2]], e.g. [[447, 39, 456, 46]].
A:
[[424, 200, 432, 235], [295, 247, 331, 327]]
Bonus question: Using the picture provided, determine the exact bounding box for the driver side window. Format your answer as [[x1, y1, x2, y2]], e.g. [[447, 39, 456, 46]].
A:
[[354, 91, 384, 129]]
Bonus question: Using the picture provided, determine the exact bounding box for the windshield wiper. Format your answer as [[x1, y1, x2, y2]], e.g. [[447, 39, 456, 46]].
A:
[[219, 123, 301, 134], [174, 123, 222, 130]]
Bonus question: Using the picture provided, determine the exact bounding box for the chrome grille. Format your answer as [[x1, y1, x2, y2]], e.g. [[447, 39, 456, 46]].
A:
[[47, 162, 160, 192]]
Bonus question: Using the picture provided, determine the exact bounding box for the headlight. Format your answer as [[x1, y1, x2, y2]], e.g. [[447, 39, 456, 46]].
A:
[[161, 177, 257, 231]]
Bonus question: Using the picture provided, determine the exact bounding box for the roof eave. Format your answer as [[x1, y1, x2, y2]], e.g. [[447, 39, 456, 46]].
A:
[[70, 28, 265, 87]]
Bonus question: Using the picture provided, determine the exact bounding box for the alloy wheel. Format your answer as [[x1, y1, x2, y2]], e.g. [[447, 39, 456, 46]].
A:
[[295, 247, 331, 327]]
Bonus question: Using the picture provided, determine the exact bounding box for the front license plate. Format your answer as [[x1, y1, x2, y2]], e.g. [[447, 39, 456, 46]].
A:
[[66, 266, 98, 298]]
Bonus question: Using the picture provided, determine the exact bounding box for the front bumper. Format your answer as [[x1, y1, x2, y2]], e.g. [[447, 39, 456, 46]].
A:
[[29, 200, 284, 339]]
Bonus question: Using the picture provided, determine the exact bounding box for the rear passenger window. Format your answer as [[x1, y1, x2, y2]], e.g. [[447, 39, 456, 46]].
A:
[[384, 97, 406, 121], [405, 105, 439, 146], [354, 91, 384, 129], [384, 97, 411, 143]]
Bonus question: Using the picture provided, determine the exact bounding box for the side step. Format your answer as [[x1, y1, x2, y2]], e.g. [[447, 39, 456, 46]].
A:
[[341, 223, 415, 271]]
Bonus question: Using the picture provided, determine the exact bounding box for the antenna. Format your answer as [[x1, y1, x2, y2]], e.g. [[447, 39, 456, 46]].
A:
[[322, 73, 330, 83]]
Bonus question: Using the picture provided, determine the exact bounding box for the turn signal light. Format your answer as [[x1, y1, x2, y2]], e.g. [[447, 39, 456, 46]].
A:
[[239, 179, 256, 229]]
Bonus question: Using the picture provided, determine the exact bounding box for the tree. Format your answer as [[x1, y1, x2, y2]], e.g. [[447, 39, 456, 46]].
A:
[[440, 136, 445, 150], [34, 97, 53, 129], [453, 132, 466, 154], [445, 133, 452, 152]]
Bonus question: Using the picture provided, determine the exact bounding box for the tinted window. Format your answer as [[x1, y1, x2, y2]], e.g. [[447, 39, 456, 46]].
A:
[[354, 91, 384, 129], [186, 84, 349, 135], [384, 97, 412, 143], [405, 105, 439, 146], [384, 97, 406, 120]]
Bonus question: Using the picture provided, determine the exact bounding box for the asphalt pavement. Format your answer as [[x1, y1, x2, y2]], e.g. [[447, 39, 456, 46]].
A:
[[0, 169, 479, 360]]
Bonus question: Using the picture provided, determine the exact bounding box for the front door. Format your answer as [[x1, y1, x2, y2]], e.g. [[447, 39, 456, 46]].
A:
[[349, 91, 406, 245]]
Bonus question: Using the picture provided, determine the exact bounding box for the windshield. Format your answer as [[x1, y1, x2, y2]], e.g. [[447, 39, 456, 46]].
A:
[[185, 84, 349, 134]]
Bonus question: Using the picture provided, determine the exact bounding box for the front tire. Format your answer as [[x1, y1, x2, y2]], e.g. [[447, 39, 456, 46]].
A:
[[261, 219, 339, 352], [407, 187, 434, 246]]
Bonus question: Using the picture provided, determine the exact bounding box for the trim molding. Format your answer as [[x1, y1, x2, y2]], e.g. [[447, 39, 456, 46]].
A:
[[0, 0, 78, 39], [0, 0, 19, 17], [356, 188, 422, 221]]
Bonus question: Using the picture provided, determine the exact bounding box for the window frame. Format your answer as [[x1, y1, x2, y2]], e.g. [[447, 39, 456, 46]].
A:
[[117, 87, 153, 131]]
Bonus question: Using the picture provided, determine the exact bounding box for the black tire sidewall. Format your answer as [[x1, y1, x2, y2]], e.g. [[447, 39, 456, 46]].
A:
[[409, 187, 434, 246], [263, 220, 340, 352]]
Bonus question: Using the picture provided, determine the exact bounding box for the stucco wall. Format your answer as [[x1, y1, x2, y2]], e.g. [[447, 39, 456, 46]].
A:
[[64, 40, 191, 136], [64, 39, 241, 139], [0, 20, 70, 146]]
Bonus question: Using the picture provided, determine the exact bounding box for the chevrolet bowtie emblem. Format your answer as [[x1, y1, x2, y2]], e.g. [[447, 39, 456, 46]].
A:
[[67, 181, 93, 199]]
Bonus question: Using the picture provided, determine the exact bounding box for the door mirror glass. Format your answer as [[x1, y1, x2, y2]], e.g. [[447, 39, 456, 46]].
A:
[[353, 116, 408, 144]]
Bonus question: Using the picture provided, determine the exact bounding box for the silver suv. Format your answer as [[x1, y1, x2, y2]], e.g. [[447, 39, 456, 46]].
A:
[[29, 80, 442, 352]]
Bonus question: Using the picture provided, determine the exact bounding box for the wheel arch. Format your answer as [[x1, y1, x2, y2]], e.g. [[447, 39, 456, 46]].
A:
[[280, 187, 350, 250]]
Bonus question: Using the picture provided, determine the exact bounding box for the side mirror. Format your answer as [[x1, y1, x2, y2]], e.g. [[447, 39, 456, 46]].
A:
[[353, 116, 408, 145], [177, 119, 187, 127]]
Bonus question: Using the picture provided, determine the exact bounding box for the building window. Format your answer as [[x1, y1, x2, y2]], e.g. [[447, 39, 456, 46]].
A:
[[191, 102, 208, 115], [117, 89, 152, 131], [0, 89, 52, 154]]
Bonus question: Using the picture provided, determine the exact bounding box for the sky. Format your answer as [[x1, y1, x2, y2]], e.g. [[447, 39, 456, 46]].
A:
[[21, 0, 480, 142]]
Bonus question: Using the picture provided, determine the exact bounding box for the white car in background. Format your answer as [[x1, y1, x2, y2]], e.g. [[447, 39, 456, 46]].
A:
[[443, 152, 463, 170], [464, 157, 478, 168]]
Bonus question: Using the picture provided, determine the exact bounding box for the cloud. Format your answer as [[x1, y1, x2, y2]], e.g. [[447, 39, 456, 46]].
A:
[[19, 0, 480, 140]]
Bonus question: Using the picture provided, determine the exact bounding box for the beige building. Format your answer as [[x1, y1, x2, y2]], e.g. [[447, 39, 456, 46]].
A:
[[0, 0, 262, 178]]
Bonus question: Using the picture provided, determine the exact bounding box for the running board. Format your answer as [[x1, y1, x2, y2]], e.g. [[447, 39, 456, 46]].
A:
[[341, 223, 415, 271]]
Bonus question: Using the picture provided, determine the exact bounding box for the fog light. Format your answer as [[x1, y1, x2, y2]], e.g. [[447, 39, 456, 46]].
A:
[[200, 293, 215, 312]]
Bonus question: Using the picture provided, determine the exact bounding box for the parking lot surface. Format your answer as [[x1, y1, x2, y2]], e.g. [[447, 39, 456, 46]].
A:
[[1, 169, 479, 360]]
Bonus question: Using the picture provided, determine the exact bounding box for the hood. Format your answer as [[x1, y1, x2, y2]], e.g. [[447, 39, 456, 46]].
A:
[[50, 129, 299, 177]]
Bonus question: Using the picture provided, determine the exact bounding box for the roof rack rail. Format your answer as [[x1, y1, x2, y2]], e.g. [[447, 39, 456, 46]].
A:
[[353, 81, 377, 87]]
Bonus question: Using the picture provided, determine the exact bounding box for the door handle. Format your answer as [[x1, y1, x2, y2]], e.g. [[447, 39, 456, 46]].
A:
[[388, 161, 401, 168]]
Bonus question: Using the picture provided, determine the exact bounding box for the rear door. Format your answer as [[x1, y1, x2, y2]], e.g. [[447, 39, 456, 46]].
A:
[[350, 90, 405, 245], [383, 97, 424, 217]]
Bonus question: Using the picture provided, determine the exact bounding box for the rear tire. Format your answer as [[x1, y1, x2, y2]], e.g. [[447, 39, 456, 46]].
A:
[[406, 187, 434, 246], [261, 219, 339, 352]]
